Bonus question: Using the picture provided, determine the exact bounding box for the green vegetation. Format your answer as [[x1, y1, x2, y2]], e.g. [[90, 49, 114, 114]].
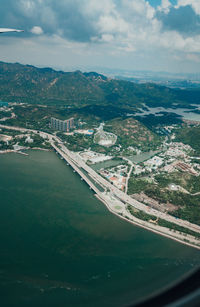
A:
[[144, 186, 200, 225], [0, 129, 51, 150], [191, 158, 200, 164], [172, 203, 200, 227], [2, 103, 163, 155], [175, 125, 200, 155], [0, 141, 13, 150], [0, 110, 12, 118], [128, 170, 200, 226], [127, 205, 157, 221], [57, 132, 119, 155], [57, 133, 94, 152], [157, 219, 200, 239], [0, 128, 22, 137], [1, 61, 200, 231], [128, 178, 152, 194], [105, 118, 162, 152], [127, 205, 200, 238], [0, 61, 200, 110], [135, 113, 183, 130], [57, 132, 108, 153], [4, 105, 66, 131], [155, 172, 200, 194]]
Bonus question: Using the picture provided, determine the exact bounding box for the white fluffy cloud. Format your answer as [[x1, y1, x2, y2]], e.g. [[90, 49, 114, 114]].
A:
[[30, 26, 43, 35], [158, 0, 172, 13], [1, 0, 200, 72], [176, 0, 200, 15]]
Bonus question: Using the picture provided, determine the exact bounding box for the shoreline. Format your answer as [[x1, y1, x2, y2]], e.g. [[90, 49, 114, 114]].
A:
[[0, 149, 28, 155], [0, 148, 51, 155], [1, 124, 200, 250], [95, 194, 200, 250], [2, 146, 199, 249]]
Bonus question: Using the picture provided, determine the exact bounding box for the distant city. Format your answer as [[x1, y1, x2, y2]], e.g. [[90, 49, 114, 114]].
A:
[[61, 66, 200, 89], [96, 68, 200, 89]]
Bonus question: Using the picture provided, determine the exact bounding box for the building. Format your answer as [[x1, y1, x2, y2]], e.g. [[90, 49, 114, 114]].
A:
[[50, 117, 75, 132], [25, 136, 34, 144]]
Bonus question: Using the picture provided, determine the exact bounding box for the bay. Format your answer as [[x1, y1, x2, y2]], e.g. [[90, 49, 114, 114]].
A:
[[0, 150, 199, 307], [134, 105, 200, 122]]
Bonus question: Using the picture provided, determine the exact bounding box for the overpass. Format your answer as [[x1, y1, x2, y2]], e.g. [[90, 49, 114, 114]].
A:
[[1, 123, 200, 236], [51, 143, 100, 195], [50, 140, 200, 235]]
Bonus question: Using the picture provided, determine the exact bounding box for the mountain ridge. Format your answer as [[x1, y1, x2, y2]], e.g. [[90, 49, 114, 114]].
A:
[[0, 61, 199, 108]]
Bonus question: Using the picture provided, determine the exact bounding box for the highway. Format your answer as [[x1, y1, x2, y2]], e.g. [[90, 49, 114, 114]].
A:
[[51, 142, 100, 195], [1, 124, 200, 244], [57, 142, 200, 234]]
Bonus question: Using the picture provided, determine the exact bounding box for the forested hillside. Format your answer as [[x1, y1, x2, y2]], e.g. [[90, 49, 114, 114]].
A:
[[0, 61, 199, 108]]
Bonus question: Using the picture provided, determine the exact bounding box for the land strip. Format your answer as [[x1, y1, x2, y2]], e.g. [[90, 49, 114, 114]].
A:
[[1, 124, 200, 249]]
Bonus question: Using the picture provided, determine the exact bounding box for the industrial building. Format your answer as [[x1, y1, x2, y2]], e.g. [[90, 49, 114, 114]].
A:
[[50, 117, 75, 132]]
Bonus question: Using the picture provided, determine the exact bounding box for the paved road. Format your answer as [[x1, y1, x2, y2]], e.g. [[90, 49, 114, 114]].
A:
[[57, 142, 200, 234], [1, 124, 200, 236], [121, 157, 134, 194]]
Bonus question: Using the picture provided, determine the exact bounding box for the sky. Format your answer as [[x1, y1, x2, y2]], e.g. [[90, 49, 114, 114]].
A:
[[1, 0, 200, 73]]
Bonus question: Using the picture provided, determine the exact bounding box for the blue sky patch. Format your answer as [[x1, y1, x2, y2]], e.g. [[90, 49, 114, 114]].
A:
[[146, 0, 177, 7]]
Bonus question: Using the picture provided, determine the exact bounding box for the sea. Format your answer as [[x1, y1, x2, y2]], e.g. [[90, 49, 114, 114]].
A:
[[0, 150, 199, 307]]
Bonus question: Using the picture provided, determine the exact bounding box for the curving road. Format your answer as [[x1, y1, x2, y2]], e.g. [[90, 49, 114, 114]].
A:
[[1, 124, 200, 246]]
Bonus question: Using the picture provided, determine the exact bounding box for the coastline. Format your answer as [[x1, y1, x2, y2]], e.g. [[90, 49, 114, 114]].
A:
[[1, 124, 200, 250], [0, 149, 28, 155], [95, 194, 200, 250], [0, 148, 51, 155]]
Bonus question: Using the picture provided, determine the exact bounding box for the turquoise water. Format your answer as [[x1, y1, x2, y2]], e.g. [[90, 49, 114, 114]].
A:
[[0, 151, 199, 307]]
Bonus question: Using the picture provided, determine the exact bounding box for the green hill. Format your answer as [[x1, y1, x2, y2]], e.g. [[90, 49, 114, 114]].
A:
[[0, 61, 199, 109], [175, 125, 200, 155]]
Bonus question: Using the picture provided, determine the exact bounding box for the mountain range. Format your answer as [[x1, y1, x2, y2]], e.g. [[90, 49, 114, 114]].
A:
[[0, 61, 199, 109]]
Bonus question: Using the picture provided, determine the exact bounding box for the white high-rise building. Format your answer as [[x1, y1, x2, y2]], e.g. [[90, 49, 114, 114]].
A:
[[50, 117, 75, 132]]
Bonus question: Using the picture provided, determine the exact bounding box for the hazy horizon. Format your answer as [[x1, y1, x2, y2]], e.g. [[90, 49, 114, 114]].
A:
[[1, 1, 200, 74]]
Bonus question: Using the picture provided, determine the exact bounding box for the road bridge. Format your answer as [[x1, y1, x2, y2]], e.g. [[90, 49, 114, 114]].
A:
[[51, 143, 100, 195], [1, 124, 200, 236]]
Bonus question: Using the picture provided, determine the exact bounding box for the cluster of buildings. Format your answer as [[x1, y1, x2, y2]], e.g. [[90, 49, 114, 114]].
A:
[[163, 142, 193, 158], [50, 117, 75, 132], [132, 156, 164, 175], [163, 161, 199, 176], [100, 165, 127, 190], [144, 156, 164, 170], [0, 132, 35, 151], [128, 146, 142, 154], [132, 141, 199, 176]]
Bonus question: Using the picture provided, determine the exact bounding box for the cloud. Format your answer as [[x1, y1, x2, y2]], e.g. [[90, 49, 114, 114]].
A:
[[176, 0, 200, 15], [0, 0, 97, 42], [30, 26, 43, 35], [158, 0, 172, 13], [186, 53, 200, 62], [0, 0, 196, 45], [157, 4, 200, 36], [0, 0, 200, 73]]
